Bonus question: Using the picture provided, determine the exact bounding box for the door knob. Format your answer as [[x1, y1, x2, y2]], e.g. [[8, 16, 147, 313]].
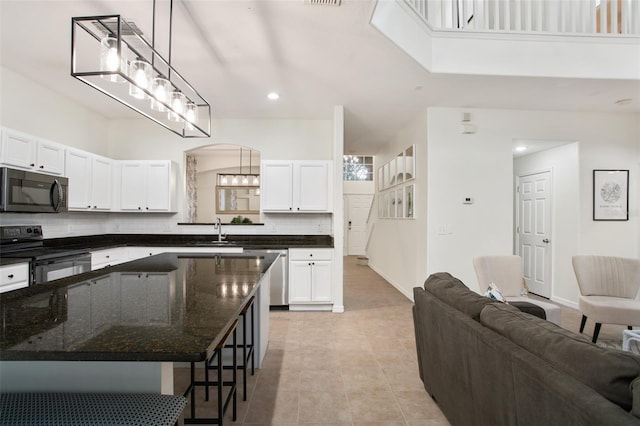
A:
[[543, 238, 550, 243]]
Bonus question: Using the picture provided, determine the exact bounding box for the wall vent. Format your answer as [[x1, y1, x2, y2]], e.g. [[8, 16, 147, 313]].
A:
[[306, 0, 341, 6]]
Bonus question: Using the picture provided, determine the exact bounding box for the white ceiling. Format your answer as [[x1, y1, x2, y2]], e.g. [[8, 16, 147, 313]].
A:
[[1, 0, 638, 154]]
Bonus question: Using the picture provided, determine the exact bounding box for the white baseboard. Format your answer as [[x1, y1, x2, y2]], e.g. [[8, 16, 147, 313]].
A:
[[332, 305, 345, 313], [551, 295, 578, 310], [368, 262, 414, 302], [288, 304, 332, 312]]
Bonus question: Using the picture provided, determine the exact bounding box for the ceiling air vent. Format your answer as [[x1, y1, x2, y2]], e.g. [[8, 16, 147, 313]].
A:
[[93, 19, 144, 37], [305, 0, 341, 6]]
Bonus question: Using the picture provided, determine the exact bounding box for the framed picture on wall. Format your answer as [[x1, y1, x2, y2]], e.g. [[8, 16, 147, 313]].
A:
[[593, 169, 629, 221]]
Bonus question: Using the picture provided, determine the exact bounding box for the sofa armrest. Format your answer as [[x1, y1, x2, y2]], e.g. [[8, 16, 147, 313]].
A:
[[633, 377, 640, 419]]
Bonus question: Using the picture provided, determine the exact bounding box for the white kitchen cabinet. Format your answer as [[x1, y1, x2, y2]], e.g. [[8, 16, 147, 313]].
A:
[[288, 248, 333, 307], [0, 127, 65, 175], [66, 149, 113, 211], [261, 160, 332, 213], [91, 247, 128, 270], [0, 262, 29, 293], [120, 160, 176, 212]]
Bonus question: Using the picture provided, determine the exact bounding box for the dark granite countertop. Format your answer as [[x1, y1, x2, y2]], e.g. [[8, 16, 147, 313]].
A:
[[0, 257, 31, 267], [43, 234, 333, 251], [0, 252, 278, 363]]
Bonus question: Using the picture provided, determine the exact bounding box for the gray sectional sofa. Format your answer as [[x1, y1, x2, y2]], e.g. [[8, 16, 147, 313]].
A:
[[413, 272, 640, 426]]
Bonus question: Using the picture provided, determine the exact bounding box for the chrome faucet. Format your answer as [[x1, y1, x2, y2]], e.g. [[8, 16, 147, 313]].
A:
[[213, 217, 225, 242]]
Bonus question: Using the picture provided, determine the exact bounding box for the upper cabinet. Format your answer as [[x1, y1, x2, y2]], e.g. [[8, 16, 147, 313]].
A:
[[1, 127, 65, 175], [120, 160, 176, 212], [261, 160, 332, 213], [66, 148, 113, 211]]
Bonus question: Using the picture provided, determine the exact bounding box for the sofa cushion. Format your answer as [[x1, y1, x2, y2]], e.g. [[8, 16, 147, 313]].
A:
[[480, 302, 640, 411], [424, 272, 495, 320], [633, 377, 640, 419], [509, 301, 546, 319]]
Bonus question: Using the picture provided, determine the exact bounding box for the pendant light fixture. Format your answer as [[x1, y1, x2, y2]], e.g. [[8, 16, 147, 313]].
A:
[[71, 0, 211, 138], [217, 147, 260, 187]]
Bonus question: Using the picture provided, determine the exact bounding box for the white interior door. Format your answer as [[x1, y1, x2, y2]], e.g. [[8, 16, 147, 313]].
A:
[[518, 171, 552, 298], [345, 194, 373, 256]]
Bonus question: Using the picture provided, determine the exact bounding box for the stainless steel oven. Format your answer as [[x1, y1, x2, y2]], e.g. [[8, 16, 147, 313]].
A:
[[0, 225, 91, 286], [0, 167, 68, 213]]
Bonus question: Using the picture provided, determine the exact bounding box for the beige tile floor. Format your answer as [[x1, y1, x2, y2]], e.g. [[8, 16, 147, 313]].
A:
[[174, 256, 626, 425]]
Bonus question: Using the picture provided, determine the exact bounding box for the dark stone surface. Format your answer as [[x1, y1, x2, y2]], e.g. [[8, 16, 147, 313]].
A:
[[0, 252, 277, 363], [42, 233, 334, 250]]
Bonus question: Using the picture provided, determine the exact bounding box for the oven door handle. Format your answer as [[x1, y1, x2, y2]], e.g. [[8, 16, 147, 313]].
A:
[[50, 179, 62, 212]]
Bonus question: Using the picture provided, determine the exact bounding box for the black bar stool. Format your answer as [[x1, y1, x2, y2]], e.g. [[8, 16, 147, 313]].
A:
[[183, 319, 238, 425], [214, 296, 256, 401], [238, 296, 256, 400]]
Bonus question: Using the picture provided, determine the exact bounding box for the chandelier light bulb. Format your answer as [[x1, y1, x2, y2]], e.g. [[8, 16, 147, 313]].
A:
[[168, 91, 187, 122], [151, 77, 171, 112], [242, 176, 249, 185], [232, 176, 239, 185], [185, 102, 197, 130], [253, 176, 259, 186], [100, 36, 125, 82], [221, 175, 228, 185], [129, 58, 152, 99]]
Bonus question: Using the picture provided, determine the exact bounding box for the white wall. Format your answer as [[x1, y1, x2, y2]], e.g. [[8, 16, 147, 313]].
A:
[[426, 108, 515, 291], [514, 143, 580, 307], [367, 111, 428, 300], [427, 107, 638, 304], [369, 107, 639, 306], [0, 66, 109, 155]]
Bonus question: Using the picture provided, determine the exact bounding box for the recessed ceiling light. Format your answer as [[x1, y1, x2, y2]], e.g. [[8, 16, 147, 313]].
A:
[[267, 92, 279, 100], [515, 146, 527, 152]]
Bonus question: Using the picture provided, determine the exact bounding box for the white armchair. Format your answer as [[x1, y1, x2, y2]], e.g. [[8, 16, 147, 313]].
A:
[[473, 255, 562, 325], [572, 255, 640, 343]]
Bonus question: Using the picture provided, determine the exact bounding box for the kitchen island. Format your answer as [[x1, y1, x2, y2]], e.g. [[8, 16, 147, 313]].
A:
[[0, 252, 276, 394]]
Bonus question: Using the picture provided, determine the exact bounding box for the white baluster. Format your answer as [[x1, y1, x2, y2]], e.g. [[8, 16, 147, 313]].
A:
[[620, 0, 628, 33], [504, 0, 511, 31], [513, 0, 522, 31], [610, 0, 618, 33], [599, 0, 608, 33]]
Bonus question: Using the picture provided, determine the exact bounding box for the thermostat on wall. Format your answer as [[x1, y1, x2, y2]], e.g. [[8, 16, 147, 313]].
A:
[[463, 197, 473, 204]]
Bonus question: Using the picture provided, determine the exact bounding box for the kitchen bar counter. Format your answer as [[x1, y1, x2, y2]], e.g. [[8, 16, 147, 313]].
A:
[[0, 252, 276, 362], [0, 252, 276, 394]]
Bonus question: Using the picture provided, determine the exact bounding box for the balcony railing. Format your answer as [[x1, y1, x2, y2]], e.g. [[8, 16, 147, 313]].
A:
[[405, 0, 640, 35]]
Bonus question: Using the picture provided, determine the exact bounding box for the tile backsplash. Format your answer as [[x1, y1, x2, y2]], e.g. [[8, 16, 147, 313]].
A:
[[0, 212, 333, 238]]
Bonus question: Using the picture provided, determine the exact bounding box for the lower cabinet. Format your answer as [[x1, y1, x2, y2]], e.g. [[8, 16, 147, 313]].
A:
[[0, 263, 29, 293], [288, 249, 333, 307], [91, 247, 129, 270]]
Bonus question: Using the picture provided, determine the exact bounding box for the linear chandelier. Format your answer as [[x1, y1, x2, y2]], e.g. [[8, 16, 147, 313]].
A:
[[218, 148, 260, 186], [71, 1, 211, 138]]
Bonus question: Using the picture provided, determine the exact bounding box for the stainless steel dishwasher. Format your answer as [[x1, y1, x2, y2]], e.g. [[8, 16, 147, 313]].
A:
[[245, 249, 288, 309]]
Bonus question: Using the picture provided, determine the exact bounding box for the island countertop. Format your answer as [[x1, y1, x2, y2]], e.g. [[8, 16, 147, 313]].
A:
[[0, 252, 277, 363]]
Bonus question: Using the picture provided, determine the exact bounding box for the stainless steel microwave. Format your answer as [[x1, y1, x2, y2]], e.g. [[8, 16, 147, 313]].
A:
[[0, 167, 68, 213]]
